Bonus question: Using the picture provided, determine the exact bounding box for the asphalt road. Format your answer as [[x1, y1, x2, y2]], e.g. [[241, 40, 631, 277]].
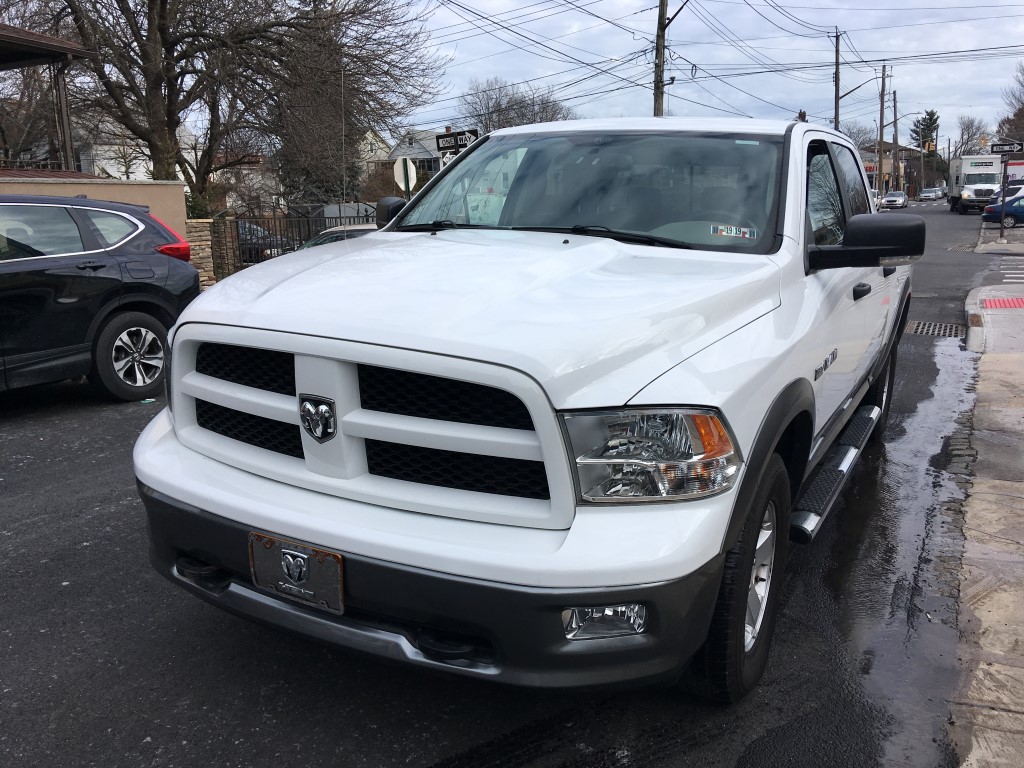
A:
[[0, 204, 994, 767]]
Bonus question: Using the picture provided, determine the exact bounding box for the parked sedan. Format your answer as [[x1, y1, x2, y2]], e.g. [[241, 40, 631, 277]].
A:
[[236, 220, 298, 264], [918, 188, 942, 201], [296, 224, 377, 250], [0, 194, 199, 399], [882, 191, 908, 208], [982, 196, 1024, 227]]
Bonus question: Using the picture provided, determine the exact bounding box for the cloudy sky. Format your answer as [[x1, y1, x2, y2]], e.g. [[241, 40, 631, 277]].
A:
[[405, 0, 1024, 150]]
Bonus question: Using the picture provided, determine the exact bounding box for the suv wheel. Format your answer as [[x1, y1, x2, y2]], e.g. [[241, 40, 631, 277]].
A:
[[89, 311, 167, 401], [685, 453, 791, 703]]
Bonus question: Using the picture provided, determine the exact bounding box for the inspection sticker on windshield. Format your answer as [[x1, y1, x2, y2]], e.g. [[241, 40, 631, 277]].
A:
[[711, 224, 757, 239]]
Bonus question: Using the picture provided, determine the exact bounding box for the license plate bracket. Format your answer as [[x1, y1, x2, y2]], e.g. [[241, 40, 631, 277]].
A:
[[248, 533, 344, 614]]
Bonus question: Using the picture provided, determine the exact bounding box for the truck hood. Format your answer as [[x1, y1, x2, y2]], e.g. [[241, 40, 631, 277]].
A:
[[183, 230, 781, 408]]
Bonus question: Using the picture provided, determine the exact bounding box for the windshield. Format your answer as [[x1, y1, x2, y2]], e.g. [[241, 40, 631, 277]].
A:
[[396, 131, 784, 252], [964, 173, 1000, 185]]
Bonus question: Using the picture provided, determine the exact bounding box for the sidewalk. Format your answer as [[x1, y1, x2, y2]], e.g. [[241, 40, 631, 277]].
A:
[[948, 220, 1024, 766]]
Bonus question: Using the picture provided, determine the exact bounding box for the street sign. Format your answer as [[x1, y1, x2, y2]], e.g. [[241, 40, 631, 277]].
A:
[[435, 129, 479, 155], [991, 142, 1023, 154], [393, 158, 417, 198], [440, 151, 456, 167]]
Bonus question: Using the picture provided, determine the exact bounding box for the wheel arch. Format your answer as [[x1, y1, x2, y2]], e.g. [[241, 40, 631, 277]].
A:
[[86, 294, 176, 347], [722, 378, 815, 553]]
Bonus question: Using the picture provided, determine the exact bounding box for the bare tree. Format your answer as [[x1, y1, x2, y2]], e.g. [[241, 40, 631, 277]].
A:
[[457, 77, 576, 134], [839, 120, 875, 151], [0, 66, 56, 164], [951, 114, 991, 157], [20, 0, 443, 205]]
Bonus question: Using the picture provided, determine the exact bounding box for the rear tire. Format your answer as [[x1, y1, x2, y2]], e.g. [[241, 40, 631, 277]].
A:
[[89, 312, 167, 401], [686, 453, 791, 703]]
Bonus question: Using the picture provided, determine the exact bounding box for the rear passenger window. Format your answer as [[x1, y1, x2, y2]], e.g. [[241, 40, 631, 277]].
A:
[[807, 143, 845, 246], [80, 209, 139, 247], [832, 144, 871, 216], [0, 205, 84, 260]]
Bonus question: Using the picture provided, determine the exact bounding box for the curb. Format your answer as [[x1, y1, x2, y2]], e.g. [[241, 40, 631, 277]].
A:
[[964, 286, 985, 353]]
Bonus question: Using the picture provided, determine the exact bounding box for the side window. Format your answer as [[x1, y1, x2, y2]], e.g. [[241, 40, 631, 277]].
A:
[[80, 209, 139, 247], [806, 143, 845, 246], [0, 205, 85, 260], [832, 144, 871, 216]]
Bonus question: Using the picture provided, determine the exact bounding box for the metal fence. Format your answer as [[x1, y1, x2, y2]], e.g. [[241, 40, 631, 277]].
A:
[[210, 214, 374, 279]]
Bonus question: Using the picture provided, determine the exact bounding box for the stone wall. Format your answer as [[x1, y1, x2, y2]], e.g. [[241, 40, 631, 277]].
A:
[[185, 219, 216, 288]]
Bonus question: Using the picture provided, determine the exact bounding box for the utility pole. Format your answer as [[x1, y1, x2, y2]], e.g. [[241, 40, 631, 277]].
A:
[[653, 1, 688, 116], [876, 63, 886, 197], [893, 90, 900, 191], [834, 28, 840, 130], [654, 0, 668, 116]]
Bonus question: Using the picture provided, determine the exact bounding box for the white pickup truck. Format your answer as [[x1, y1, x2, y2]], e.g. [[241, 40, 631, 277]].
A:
[[134, 118, 924, 702]]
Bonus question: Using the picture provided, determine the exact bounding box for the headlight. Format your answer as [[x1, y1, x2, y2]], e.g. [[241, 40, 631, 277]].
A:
[[562, 409, 740, 502]]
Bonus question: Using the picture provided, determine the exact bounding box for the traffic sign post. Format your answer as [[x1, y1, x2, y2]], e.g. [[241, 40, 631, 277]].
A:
[[393, 158, 417, 200], [435, 129, 479, 161]]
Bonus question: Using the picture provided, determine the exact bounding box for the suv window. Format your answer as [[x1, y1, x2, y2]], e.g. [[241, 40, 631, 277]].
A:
[[80, 209, 140, 247], [807, 143, 845, 245], [0, 205, 85, 260], [832, 144, 871, 216]]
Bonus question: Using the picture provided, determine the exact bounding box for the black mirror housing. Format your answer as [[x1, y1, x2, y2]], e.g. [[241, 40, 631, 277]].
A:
[[809, 213, 925, 271], [376, 197, 406, 229]]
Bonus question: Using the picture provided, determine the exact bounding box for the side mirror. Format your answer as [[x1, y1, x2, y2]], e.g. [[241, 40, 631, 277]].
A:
[[376, 197, 406, 229], [809, 213, 925, 271]]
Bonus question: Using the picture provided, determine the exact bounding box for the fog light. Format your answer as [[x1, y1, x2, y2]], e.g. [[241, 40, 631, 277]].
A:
[[562, 603, 647, 640]]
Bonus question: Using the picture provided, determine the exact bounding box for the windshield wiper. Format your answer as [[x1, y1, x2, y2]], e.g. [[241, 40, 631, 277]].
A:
[[509, 225, 688, 249], [395, 219, 462, 231]]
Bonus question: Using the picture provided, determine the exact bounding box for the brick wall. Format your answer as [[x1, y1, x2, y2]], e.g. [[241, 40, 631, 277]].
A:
[[185, 219, 216, 288]]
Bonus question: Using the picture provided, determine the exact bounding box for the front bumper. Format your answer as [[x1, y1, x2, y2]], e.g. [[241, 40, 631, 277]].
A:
[[139, 482, 724, 687]]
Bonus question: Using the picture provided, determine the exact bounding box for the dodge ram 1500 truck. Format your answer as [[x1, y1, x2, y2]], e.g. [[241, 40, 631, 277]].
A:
[[134, 118, 925, 702]]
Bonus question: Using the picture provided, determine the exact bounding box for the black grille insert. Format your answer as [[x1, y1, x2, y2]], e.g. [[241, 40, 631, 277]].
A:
[[358, 365, 534, 431], [365, 440, 549, 499], [196, 343, 296, 396], [196, 399, 304, 459]]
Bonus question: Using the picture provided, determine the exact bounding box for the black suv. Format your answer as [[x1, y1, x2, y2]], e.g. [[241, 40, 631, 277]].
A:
[[0, 195, 199, 400]]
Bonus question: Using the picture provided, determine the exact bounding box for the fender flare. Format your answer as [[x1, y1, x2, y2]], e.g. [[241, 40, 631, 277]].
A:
[[721, 378, 815, 553]]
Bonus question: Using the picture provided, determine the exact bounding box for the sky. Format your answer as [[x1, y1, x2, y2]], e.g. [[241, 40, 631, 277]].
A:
[[405, 0, 1024, 151]]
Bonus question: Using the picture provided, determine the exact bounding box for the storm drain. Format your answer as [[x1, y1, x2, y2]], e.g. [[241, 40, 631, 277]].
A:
[[948, 245, 975, 252], [907, 320, 966, 337]]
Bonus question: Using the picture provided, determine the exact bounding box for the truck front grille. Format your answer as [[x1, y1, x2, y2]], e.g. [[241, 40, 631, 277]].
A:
[[365, 440, 549, 499], [196, 342, 295, 395], [357, 364, 534, 430], [196, 399, 304, 459], [186, 342, 555, 506]]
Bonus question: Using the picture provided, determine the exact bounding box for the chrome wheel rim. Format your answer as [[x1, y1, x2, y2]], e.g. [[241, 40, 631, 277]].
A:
[[745, 501, 777, 652], [111, 327, 163, 387]]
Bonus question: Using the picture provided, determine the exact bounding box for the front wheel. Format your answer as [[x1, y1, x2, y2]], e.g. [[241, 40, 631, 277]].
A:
[[1004, 214, 1018, 229], [958, 203, 967, 215], [89, 311, 167, 401], [686, 453, 791, 703]]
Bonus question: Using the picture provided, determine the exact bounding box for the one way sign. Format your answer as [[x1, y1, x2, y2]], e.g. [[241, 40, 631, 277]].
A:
[[991, 142, 1023, 154]]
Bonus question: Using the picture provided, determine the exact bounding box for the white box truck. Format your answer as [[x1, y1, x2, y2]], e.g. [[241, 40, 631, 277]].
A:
[[948, 154, 1001, 213]]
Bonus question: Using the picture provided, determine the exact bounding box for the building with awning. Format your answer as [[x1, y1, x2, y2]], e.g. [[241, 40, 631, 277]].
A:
[[0, 23, 93, 171]]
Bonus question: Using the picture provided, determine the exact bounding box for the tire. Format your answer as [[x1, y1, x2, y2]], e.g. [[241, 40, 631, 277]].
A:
[[865, 344, 897, 444], [89, 311, 168, 401], [686, 453, 791, 703], [958, 203, 967, 215], [1004, 215, 1017, 229]]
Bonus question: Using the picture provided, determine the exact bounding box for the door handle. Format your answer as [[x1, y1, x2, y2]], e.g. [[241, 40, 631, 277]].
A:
[[75, 261, 106, 271], [853, 283, 872, 301], [882, 267, 897, 277]]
